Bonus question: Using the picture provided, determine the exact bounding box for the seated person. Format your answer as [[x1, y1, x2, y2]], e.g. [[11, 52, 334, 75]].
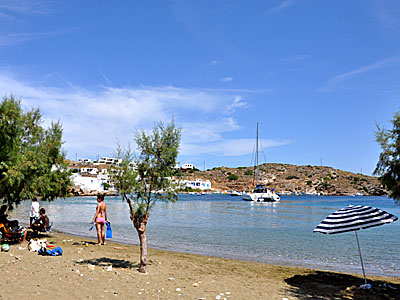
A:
[[0, 205, 19, 228], [0, 223, 28, 243], [31, 208, 49, 232]]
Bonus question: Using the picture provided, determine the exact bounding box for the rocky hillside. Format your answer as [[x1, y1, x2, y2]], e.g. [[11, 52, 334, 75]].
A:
[[179, 163, 387, 196]]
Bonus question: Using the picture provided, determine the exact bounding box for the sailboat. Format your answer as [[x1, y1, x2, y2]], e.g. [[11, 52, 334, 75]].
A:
[[242, 123, 280, 203]]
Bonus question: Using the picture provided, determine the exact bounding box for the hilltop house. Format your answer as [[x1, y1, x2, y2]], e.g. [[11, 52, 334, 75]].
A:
[[181, 163, 194, 170], [93, 157, 122, 166], [78, 158, 92, 165]]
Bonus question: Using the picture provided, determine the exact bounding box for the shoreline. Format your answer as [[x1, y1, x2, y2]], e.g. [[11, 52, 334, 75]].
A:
[[50, 227, 391, 279], [1, 230, 399, 299], [10, 196, 400, 280]]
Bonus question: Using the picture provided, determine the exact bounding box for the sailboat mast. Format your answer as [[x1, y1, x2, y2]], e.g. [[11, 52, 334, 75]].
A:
[[255, 122, 259, 185]]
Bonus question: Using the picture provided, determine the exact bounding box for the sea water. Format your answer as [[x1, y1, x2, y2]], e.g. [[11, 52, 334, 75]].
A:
[[8, 195, 400, 277]]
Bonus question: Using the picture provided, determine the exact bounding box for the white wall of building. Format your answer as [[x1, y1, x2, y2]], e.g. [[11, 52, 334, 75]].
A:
[[70, 174, 104, 192], [178, 178, 212, 190]]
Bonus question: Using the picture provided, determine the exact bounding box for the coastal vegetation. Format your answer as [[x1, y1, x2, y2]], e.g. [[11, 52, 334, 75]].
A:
[[112, 120, 181, 273], [0, 95, 70, 208], [374, 110, 400, 202]]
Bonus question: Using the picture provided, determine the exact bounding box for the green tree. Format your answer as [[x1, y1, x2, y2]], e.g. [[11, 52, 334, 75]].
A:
[[228, 174, 239, 181], [374, 111, 400, 201], [0, 95, 71, 208], [113, 120, 181, 273]]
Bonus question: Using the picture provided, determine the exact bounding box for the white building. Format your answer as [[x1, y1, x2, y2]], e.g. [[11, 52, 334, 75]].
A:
[[181, 163, 194, 170], [80, 167, 99, 175], [70, 174, 104, 192], [70, 173, 115, 193], [78, 158, 92, 165], [179, 178, 212, 190], [93, 157, 122, 166]]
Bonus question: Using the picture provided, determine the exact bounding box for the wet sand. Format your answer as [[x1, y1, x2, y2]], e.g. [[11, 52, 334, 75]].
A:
[[0, 231, 399, 300]]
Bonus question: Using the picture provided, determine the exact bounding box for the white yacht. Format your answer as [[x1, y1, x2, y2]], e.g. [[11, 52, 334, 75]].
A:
[[242, 184, 280, 202], [242, 123, 280, 203]]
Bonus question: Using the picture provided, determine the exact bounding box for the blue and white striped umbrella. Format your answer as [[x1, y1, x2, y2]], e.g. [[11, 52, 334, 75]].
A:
[[314, 205, 398, 288], [314, 204, 398, 234]]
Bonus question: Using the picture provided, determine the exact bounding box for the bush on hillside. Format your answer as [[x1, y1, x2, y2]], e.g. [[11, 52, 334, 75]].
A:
[[228, 174, 239, 181], [244, 170, 253, 176]]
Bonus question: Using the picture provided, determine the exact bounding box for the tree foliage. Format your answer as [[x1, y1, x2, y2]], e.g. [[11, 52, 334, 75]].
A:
[[374, 111, 400, 201], [0, 95, 71, 208], [113, 119, 181, 273]]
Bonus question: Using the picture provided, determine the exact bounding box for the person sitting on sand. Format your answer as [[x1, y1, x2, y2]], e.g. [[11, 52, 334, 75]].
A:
[[0, 222, 28, 243], [0, 204, 19, 228], [91, 193, 108, 245], [31, 208, 49, 232]]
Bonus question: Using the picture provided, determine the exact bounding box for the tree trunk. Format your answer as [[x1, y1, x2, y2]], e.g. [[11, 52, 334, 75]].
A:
[[136, 221, 148, 273], [125, 196, 149, 273]]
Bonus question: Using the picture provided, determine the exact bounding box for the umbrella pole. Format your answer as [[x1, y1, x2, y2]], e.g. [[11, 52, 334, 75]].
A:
[[355, 231, 367, 285]]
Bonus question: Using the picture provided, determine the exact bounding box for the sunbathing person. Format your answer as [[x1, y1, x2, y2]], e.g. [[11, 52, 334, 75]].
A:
[[31, 208, 49, 232]]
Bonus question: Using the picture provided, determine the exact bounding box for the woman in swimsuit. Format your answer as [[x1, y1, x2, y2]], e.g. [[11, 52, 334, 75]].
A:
[[91, 193, 108, 245]]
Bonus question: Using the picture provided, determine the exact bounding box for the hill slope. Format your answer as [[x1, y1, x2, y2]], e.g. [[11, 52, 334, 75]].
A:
[[180, 163, 387, 196]]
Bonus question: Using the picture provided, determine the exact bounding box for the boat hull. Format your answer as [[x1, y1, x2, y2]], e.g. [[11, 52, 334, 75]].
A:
[[242, 192, 280, 202]]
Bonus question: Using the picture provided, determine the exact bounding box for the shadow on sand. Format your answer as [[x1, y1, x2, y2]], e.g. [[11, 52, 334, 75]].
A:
[[76, 257, 138, 269], [284, 271, 400, 300]]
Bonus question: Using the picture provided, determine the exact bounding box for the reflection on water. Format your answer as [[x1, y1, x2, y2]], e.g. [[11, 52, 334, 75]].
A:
[[8, 194, 400, 277]]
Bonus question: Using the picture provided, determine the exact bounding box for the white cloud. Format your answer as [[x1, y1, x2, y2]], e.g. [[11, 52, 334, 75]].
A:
[[181, 138, 290, 157], [269, 0, 295, 13], [181, 117, 240, 144], [0, 0, 50, 18], [0, 73, 288, 162], [226, 96, 247, 114], [0, 73, 254, 158], [0, 1, 71, 47], [320, 55, 400, 92], [221, 76, 233, 82], [0, 30, 71, 46]]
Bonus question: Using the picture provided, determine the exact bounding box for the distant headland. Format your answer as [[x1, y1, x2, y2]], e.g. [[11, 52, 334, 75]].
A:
[[67, 159, 386, 197], [183, 163, 386, 196]]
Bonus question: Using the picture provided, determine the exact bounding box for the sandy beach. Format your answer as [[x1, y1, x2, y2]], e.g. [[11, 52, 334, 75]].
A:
[[0, 231, 399, 300]]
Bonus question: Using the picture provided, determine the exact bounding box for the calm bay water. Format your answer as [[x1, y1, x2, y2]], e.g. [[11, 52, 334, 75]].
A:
[[9, 194, 400, 277]]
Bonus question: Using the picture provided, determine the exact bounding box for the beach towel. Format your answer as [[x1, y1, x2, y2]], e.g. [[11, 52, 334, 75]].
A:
[[106, 221, 112, 238], [38, 246, 63, 256]]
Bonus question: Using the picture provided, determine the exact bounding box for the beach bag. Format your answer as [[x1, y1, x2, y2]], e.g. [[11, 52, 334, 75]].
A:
[[106, 221, 112, 238], [38, 246, 63, 256], [29, 238, 47, 252]]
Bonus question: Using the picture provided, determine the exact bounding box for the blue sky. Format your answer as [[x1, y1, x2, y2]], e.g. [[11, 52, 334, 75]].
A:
[[1, 0, 400, 175]]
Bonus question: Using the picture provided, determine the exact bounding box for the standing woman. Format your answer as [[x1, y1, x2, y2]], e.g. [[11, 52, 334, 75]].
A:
[[91, 193, 108, 245]]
